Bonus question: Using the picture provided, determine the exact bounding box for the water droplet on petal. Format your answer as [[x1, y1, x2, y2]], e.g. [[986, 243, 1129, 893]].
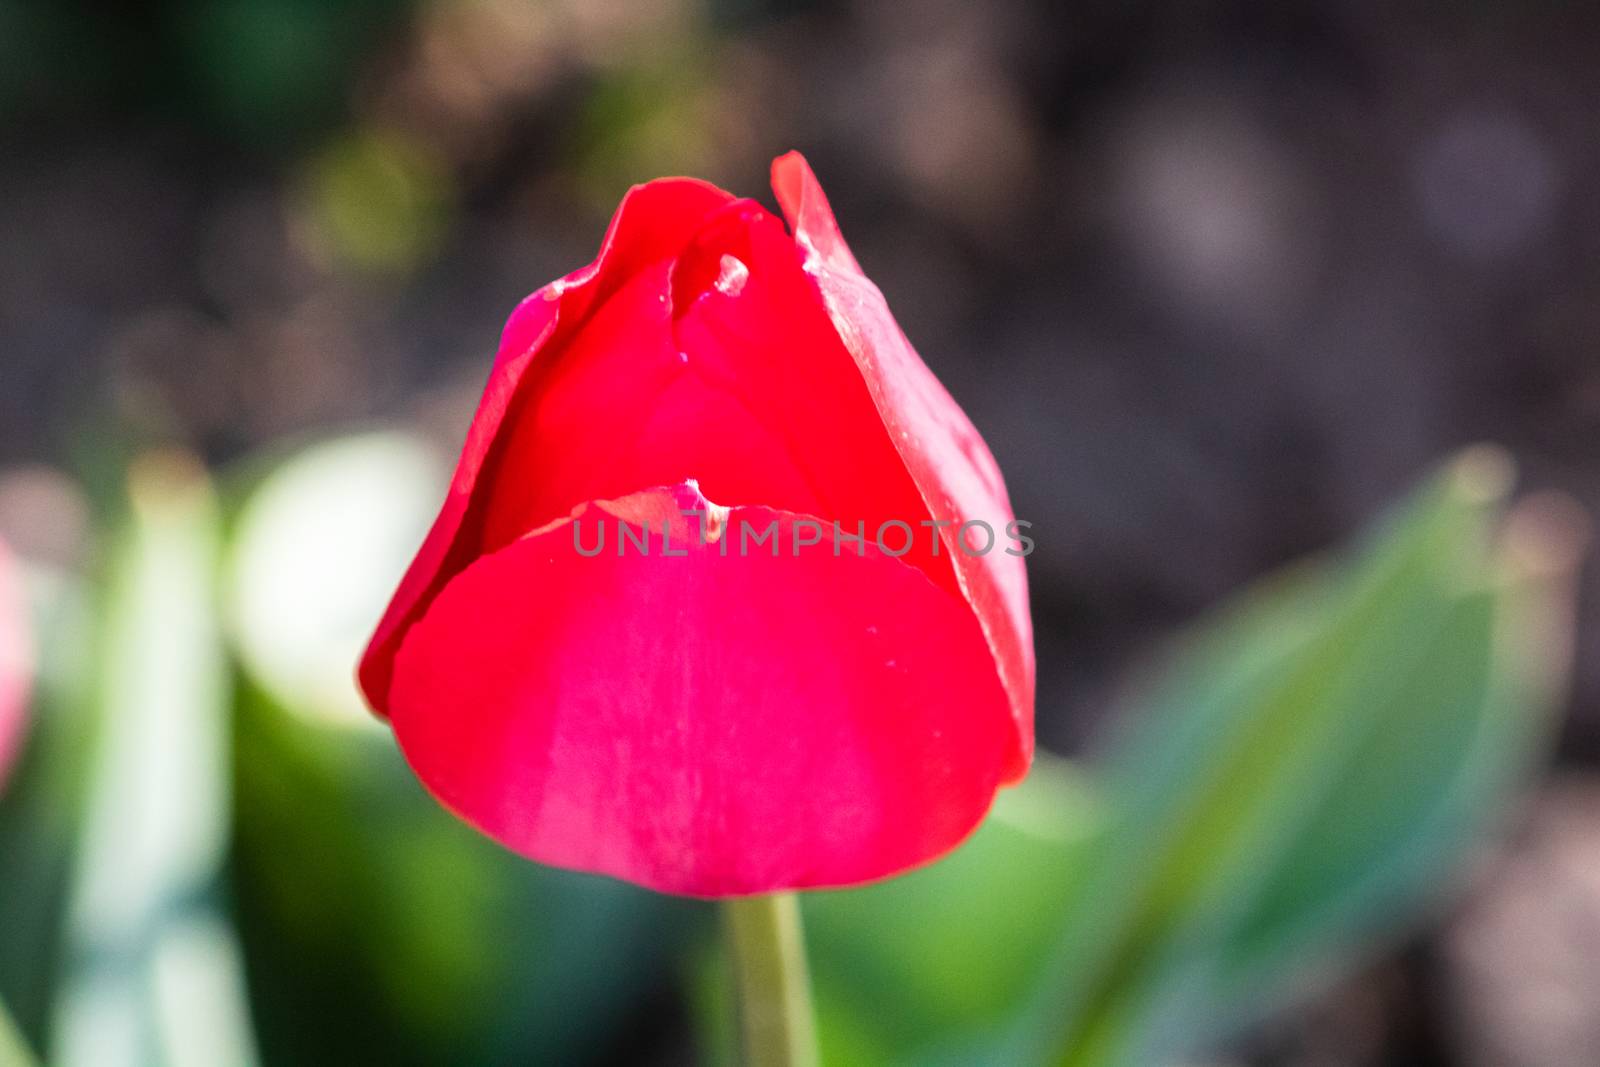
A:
[[713, 254, 749, 297]]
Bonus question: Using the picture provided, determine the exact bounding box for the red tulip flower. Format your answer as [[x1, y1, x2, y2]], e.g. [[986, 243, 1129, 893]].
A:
[[0, 539, 31, 790], [360, 153, 1033, 896]]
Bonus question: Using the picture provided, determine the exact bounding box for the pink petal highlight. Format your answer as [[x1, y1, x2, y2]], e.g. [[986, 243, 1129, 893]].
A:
[[0, 539, 33, 789]]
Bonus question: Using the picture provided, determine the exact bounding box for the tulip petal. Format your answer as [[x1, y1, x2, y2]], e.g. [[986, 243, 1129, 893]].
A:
[[771, 151, 1035, 780], [387, 485, 1012, 896], [475, 199, 959, 599], [360, 178, 735, 710]]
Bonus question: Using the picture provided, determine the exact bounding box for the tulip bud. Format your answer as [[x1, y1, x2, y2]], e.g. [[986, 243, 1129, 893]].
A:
[[360, 154, 1033, 896]]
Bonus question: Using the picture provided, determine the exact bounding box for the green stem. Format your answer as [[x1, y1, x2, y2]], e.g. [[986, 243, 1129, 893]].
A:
[[0, 994, 39, 1067], [722, 893, 819, 1067]]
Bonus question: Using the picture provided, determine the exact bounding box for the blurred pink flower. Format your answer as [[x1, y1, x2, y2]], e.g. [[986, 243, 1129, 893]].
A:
[[0, 538, 32, 789]]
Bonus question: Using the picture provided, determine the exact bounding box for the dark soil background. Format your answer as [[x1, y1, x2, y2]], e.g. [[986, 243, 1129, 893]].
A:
[[2, 2, 1598, 1063]]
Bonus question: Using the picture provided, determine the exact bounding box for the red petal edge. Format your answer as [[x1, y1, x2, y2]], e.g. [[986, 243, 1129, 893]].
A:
[[771, 152, 1035, 781]]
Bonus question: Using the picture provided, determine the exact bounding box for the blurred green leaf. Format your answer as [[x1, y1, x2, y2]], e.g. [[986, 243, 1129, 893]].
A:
[[52, 453, 260, 1067], [0, 993, 38, 1066], [0, 560, 96, 1051], [999, 448, 1579, 1067], [806, 762, 1102, 1067]]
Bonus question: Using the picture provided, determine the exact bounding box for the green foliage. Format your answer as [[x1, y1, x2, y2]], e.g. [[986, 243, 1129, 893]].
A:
[[802, 763, 1102, 1066], [1001, 448, 1575, 1066], [0, 559, 95, 1060], [51, 454, 259, 1067]]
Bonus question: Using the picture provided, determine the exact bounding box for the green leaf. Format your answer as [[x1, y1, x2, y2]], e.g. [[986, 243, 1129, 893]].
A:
[[1008, 448, 1580, 1067], [0, 557, 97, 1052], [52, 454, 260, 1067], [0, 991, 40, 1067]]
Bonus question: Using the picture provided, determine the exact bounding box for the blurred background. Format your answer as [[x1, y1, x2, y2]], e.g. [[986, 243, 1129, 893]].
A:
[[0, 1, 1597, 1065]]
